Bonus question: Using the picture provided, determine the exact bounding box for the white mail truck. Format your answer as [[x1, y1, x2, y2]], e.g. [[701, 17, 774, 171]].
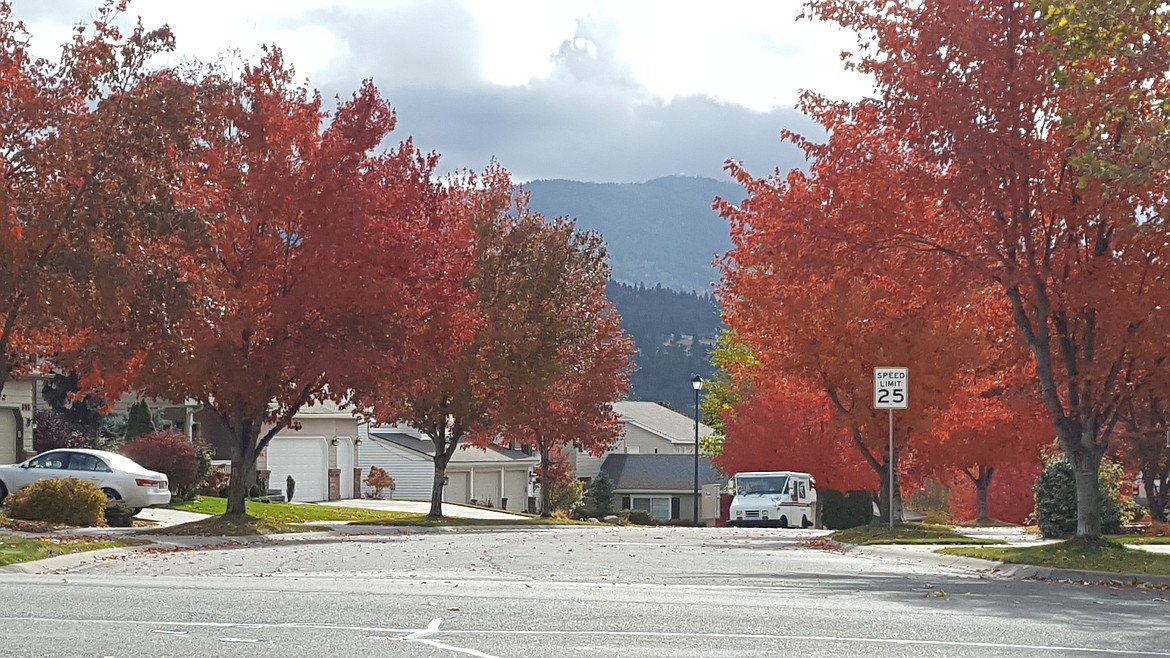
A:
[[727, 470, 819, 528]]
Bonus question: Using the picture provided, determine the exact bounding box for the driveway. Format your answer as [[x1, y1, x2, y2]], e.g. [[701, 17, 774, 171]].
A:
[[318, 498, 527, 520]]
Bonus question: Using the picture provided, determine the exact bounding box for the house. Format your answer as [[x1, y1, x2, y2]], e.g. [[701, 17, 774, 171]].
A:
[[361, 426, 539, 512], [109, 394, 203, 441], [599, 453, 723, 523], [570, 400, 715, 481], [0, 375, 44, 464], [198, 400, 364, 502]]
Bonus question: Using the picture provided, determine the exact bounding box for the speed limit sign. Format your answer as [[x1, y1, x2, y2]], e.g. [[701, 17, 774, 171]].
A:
[[873, 367, 908, 409]]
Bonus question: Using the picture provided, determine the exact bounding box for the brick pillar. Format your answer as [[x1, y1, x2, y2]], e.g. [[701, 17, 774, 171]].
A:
[[327, 468, 341, 501], [353, 467, 363, 499]]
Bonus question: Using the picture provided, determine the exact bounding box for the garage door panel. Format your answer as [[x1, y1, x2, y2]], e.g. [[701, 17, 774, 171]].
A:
[[0, 411, 17, 465], [474, 472, 501, 506], [267, 437, 327, 502], [445, 471, 469, 504]]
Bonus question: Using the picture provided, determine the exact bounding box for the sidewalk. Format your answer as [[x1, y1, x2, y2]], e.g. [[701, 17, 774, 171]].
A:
[[318, 498, 528, 520]]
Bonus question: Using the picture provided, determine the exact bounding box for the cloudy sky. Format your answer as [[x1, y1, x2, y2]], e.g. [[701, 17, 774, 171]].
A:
[[15, 0, 872, 183]]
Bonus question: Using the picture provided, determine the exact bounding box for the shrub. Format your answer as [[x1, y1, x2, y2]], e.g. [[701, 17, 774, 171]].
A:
[[1034, 458, 1122, 537], [619, 509, 658, 525], [821, 489, 877, 529], [286, 475, 296, 502], [550, 478, 584, 516], [1144, 522, 1170, 537], [364, 466, 396, 499], [1099, 459, 1146, 524], [845, 490, 877, 526], [819, 488, 849, 529], [191, 447, 225, 494], [6, 477, 106, 527], [105, 499, 136, 527], [583, 474, 615, 518], [120, 431, 200, 493], [32, 410, 92, 453]]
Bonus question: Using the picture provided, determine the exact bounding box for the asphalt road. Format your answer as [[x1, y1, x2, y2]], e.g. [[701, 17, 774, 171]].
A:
[[1, 526, 1168, 657]]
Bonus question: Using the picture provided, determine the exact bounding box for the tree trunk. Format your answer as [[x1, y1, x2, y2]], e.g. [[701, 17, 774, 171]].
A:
[[225, 451, 258, 517], [975, 465, 994, 524], [1070, 450, 1103, 538], [975, 479, 989, 524], [538, 442, 552, 518], [424, 423, 461, 519], [429, 454, 449, 518], [225, 419, 262, 517]]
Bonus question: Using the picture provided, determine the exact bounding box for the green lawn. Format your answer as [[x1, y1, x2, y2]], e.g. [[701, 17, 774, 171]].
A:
[[1112, 535, 1170, 545], [171, 497, 417, 523], [163, 498, 589, 533], [832, 523, 1006, 545], [941, 538, 1170, 576], [0, 534, 151, 566]]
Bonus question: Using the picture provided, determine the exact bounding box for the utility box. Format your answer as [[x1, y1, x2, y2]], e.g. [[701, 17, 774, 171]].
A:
[[701, 483, 722, 526]]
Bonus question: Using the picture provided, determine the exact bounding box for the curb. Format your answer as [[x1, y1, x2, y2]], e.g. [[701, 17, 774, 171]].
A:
[[0, 545, 152, 575]]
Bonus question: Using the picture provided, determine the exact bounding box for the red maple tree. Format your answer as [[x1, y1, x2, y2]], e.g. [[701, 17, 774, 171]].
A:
[[0, 1, 205, 401], [131, 50, 473, 515], [724, 0, 1170, 537]]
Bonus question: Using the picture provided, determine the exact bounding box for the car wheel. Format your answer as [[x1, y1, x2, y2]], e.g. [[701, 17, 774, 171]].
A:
[[0, 481, 7, 505], [802, 515, 812, 528], [101, 488, 121, 501], [779, 515, 789, 528], [131, 508, 143, 516]]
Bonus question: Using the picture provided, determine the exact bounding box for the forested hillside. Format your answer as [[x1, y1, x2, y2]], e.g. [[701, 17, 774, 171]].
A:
[[525, 176, 742, 294], [606, 281, 723, 412]]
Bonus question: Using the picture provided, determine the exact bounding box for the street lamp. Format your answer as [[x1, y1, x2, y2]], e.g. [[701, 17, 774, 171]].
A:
[[691, 375, 704, 524]]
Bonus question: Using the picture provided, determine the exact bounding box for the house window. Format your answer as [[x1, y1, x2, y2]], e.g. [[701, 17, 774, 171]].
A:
[[626, 496, 671, 522]]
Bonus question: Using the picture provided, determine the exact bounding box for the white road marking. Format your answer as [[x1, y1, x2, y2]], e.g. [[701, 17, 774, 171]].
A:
[[0, 617, 1166, 656], [405, 617, 444, 639]]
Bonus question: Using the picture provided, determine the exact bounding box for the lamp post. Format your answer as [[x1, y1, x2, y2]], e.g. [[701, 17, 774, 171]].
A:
[[691, 375, 704, 524]]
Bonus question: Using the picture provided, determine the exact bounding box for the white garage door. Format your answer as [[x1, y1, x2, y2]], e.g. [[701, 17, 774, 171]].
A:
[[267, 437, 327, 502], [445, 471, 469, 504], [0, 410, 17, 464], [337, 438, 354, 499]]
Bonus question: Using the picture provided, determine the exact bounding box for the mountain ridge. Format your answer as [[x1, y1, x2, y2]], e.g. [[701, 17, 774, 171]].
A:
[[522, 175, 745, 294]]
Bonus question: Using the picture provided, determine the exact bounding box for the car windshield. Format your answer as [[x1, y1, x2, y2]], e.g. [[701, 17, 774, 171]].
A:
[[736, 475, 788, 495]]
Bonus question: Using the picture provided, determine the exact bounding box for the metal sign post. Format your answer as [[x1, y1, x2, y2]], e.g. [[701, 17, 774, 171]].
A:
[[873, 367, 908, 530]]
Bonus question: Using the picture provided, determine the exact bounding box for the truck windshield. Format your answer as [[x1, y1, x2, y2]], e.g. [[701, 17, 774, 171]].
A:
[[736, 475, 788, 495]]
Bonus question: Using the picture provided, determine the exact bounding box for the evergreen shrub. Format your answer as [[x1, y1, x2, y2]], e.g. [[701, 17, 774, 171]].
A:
[[1034, 458, 1121, 537]]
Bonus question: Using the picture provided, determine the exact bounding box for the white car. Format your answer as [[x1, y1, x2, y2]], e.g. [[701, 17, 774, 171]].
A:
[[0, 448, 171, 513]]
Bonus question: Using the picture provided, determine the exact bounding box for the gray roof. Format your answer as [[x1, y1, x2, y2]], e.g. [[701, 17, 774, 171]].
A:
[[613, 401, 715, 445], [369, 430, 537, 464], [599, 454, 722, 493]]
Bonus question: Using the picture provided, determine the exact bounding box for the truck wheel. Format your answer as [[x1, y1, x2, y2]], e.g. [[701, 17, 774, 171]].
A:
[[779, 515, 789, 528], [802, 515, 812, 528], [0, 481, 7, 505]]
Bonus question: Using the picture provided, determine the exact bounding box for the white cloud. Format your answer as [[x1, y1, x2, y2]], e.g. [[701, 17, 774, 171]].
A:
[[11, 0, 868, 182]]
